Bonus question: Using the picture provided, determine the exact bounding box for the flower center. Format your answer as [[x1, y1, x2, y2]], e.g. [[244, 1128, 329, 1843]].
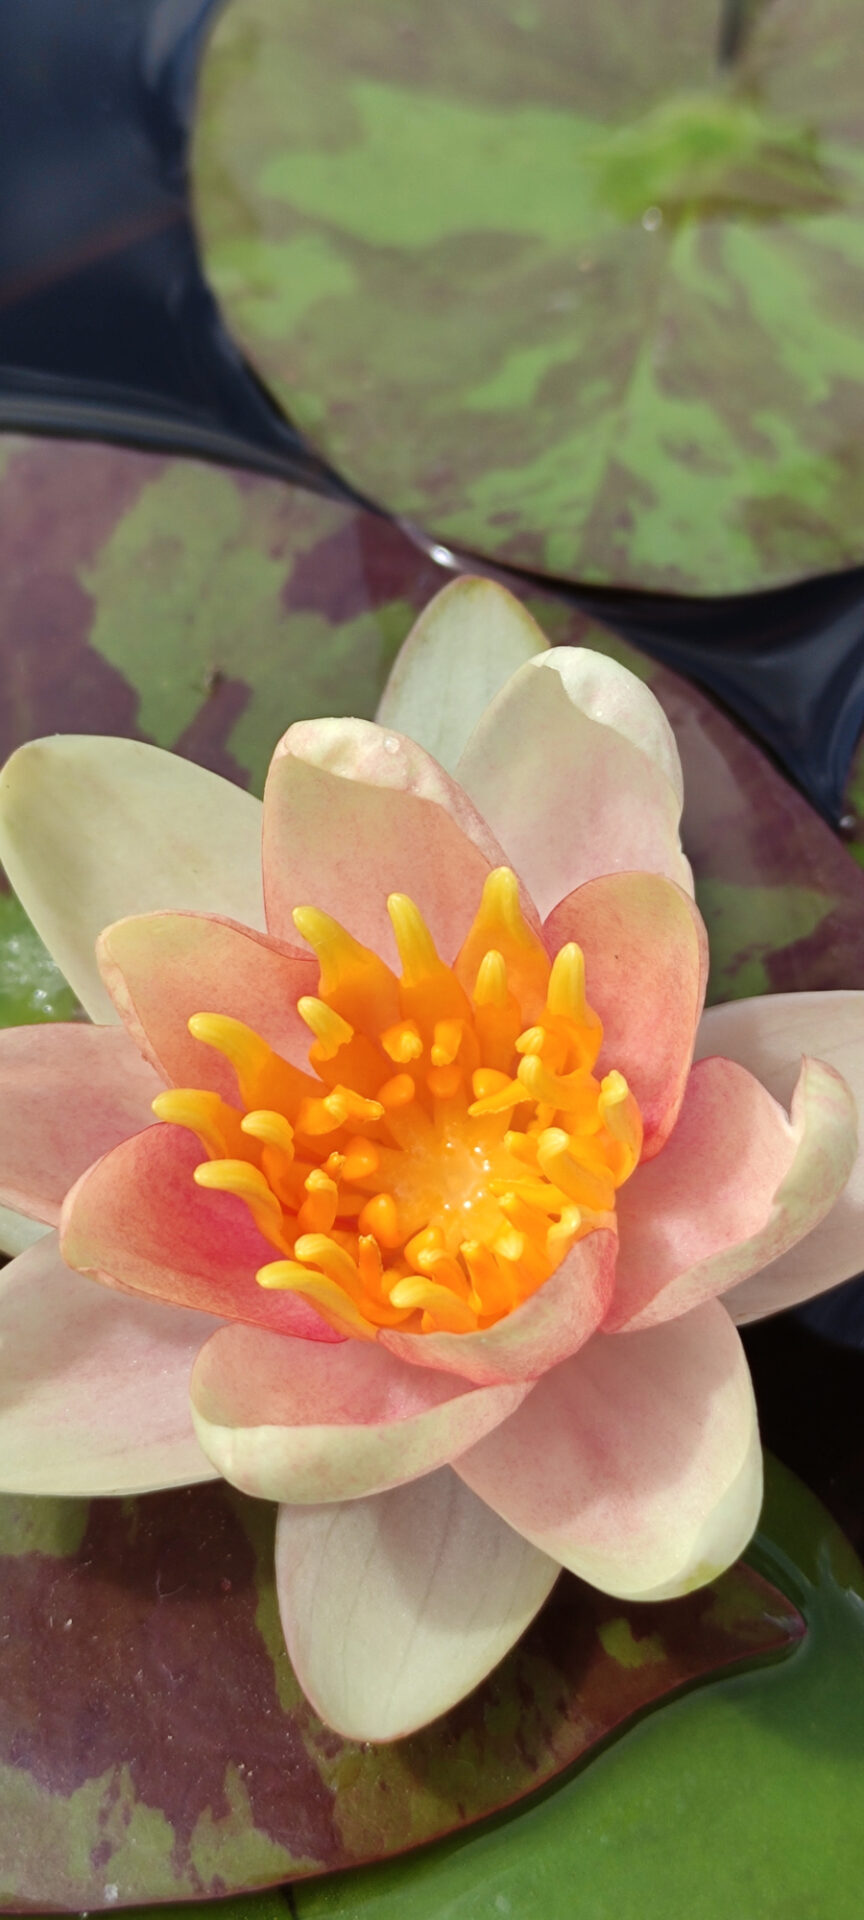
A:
[[152, 869, 642, 1340]]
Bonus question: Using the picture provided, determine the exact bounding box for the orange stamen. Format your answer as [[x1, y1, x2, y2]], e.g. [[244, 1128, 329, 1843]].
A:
[[155, 872, 641, 1342]]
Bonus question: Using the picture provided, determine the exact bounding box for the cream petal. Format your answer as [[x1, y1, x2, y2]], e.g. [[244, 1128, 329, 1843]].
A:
[[695, 992, 864, 1321], [0, 1235, 219, 1495], [456, 649, 692, 918], [0, 737, 264, 1020], [275, 1467, 559, 1740], [190, 1323, 528, 1502], [376, 577, 548, 775], [455, 1301, 762, 1600]]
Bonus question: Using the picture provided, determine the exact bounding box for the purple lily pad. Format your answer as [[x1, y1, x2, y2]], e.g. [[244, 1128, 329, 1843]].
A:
[[0, 1482, 802, 1912]]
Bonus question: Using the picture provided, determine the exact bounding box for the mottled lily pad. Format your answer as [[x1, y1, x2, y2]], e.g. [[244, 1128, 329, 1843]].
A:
[[291, 1460, 864, 1920], [0, 435, 453, 798], [1, 432, 864, 1009], [0, 1480, 801, 1912], [191, 0, 864, 594]]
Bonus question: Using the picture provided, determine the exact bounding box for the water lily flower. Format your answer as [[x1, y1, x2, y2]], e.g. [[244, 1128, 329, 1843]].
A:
[[0, 578, 861, 1743]]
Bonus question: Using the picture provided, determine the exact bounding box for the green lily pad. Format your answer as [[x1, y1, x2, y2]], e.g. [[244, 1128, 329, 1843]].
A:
[[0, 891, 81, 1027], [0, 1478, 801, 1912], [191, 0, 864, 594], [291, 1458, 864, 1920]]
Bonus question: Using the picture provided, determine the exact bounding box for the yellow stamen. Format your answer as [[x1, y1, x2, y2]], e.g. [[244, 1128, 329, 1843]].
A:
[[193, 1158, 291, 1251], [152, 1089, 247, 1160], [456, 868, 550, 1020], [292, 906, 400, 1031], [535, 1128, 617, 1212], [255, 1261, 379, 1338], [380, 1020, 424, 1064], [388, 1276, 478, 1333], [431, 1019, 464, 1067], [297, 996, 354, 1061], [240, 1109, 295, 1157], [378, 1072, 416, 1110], [388, 893, 470, 1028], [297, 1168, 339, 1235], [160, 868, 641, 1344], [387, 894, 440, 986], [187, 1013, 314, 1114], [358, 1192, 402, 1248], [342, 1136, 380, 1181], [599, 1070, 644, 1182]]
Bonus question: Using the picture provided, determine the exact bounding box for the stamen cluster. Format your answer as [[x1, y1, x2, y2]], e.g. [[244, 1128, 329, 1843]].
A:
[[153, 870, 642, 1338]]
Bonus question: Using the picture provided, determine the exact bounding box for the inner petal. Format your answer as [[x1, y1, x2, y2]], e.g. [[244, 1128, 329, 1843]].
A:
[[153, 870, 643, 1341]]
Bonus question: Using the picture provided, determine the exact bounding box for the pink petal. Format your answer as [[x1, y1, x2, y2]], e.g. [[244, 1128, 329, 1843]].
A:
[[455, 650, 692, 919], [262, 717, 524, 964], [0, 1022, 161, 1224], [375, 577, 549, 775], [0, 735, 264, 1021], [380, 1229, 616, 1386], [0, 1235, 219, 1495], [455, 1301, 762, 1600], [544, 872, 708, 1158], [98, 910, 317, 1091], [275, 1468, 559, 1740], [608, 1053, 858, 1333], [694, 991, 864, 1322], [190, 1324, 529, 1502], [60, 1124, 343, 1343]]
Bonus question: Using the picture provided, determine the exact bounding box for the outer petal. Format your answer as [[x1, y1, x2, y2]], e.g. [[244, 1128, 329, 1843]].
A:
[[275, 1468, 560, 1741], [456, 1302, 762, 1601], [608, 1054, 858, 1333], [60, 1124, 343, 1343], [190, 1324, 529, 1503], [262, 717, 535, 965], [375, 577, 548, 775], [98, 911, 317, 1090], [0, 1206, 49, 1257], [544, 872, 708, 1158], [0, 1023, 161, 1223], [0, 1235, 218, 1495], [455, 650, 692, 919], [380, 1229, 616, 1386], [694, 991, 864, 1321], [0, 737, 264, 1021]]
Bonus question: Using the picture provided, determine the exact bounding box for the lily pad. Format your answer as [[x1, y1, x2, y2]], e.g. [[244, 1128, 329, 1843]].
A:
[[291, 1459, 864, 1920], [0, 435, 451, 799], [0, 1479, 801, 1912], [1, 433, 864, 1010], [191, 0, 864, 595]]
